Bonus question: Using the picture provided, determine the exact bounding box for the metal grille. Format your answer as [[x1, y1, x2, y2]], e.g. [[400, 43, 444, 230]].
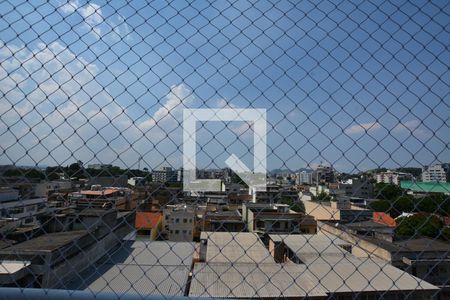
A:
[[0, 1, 448, 299]]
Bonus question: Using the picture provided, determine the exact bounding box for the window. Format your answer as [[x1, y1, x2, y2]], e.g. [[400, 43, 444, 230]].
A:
[[175, 230, 179, 234], [183, 218, 187, 223]]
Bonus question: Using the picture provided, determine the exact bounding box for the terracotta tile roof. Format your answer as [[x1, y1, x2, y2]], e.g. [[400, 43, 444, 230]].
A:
[[373, 212, 396, 227], [135, 212, 162, 229], [79, 189, 118, 196]]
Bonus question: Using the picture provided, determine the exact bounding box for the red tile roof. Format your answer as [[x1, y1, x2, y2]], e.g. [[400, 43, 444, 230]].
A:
[[135, 212, 162, 230], [373, 212, 396, 227], [79, 189, 118, 196]]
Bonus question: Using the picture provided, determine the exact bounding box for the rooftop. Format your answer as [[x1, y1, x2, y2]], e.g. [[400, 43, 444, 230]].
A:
[[189, 263, 327, 298], [270, 234, 351, 264], [0, 231, 87, 252], [135, 212, 161, 229], [190, 260, 437, 298], [401, 181, 450, 194], [373, 212, 396, 227], [200, 232, 274, 264], [345, 220, 394, 230], [394, 238, 450, 253], [66, 240, 195, 296]]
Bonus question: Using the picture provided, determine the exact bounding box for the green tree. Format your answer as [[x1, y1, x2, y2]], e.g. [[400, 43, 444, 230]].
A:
[[395, 214, 443, 240], [312, 191, 331, 202], [375, 183, 402, 201], [368, 200, 391, 212], [279, 197, 305, 213], [392, 196, 414, 217]]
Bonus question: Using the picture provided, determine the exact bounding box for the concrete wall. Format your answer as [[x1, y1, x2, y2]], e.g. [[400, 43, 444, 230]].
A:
[[318, 221, 394, 263], [304, 200, 340, 221]]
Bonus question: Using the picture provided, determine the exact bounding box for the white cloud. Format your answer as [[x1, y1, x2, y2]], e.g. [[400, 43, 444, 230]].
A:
[[59, 2, 132, 42], [393, 119, 431, 138], [59, 1, 104, 38], [230, 122, 253, 135], [344, 121, 381, 135], [216, 98, 237, 108], [138, 84, 194, 131], [0, 41, 133, 165], [60, 0, 79, 14]]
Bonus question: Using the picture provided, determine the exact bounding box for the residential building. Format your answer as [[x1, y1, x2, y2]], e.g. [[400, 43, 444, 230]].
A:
[[202, 209, 246, 232], [33, 180, 72, 197], [376, 171, 413, 185], [0, 209, 134, 288], [135, 211, 162, 240], [312, 164, 335, 184], [0, 188, 47, 230], [303, 198, 372, 223], [422, 163, 450, 183], [250, 184, 299, 204], [152, 167, 177, 182], [297, 170, 313, 185], [242, 203, 317, 234], [339, 177, 374, 198], [69, 187, 132, 209], [163, 205, 195, 241]]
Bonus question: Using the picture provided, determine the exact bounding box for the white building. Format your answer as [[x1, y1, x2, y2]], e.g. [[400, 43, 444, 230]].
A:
[[376, 171, 413, 185], [127, 177, 146, 187], [0, 188, 47, 228], [297, 171, 313, 185], [163, 205, 195, 242], [422, 164, 449, 183]]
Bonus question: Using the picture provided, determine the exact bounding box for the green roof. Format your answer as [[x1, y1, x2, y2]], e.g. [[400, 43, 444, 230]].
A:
[[401, 181, 450, 194]]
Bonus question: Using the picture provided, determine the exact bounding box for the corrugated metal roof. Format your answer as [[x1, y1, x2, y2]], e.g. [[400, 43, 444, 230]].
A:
[[307, 259, 438, 293], [67, 241, 195, 296], [99, 240, 196, 266], [189, 260, 437, 298], [270, 234, 351, 263], [201, 232, 274, 264], [83, 265, 189, 296], [189, 262, 327, 298]]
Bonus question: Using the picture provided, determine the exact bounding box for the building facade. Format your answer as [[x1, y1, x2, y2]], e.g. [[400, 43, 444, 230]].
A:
[[422, 164, 450, 183], [376, 171, 413, 185]]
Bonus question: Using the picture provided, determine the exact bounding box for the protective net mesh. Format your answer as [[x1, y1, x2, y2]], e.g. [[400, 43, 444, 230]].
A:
[[0, 1, 449, 299]]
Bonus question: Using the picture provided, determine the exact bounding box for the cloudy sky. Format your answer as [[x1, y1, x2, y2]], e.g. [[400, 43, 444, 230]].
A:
[[0, 0, 448, 172]]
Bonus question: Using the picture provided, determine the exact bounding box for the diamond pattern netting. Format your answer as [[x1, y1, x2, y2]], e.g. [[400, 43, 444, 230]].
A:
[[0, 1, 449, 299]]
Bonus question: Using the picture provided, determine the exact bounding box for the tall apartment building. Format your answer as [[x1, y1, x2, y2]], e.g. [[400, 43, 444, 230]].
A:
[[376, 171, 413, 185], [312, 164, 335, 184], [297, 171, 313, 185], [152, 167, 178, 182], [422, 163, 450, 183]]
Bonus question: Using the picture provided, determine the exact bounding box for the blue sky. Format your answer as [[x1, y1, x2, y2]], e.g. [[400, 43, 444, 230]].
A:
[[0, 0, 449, 173]]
